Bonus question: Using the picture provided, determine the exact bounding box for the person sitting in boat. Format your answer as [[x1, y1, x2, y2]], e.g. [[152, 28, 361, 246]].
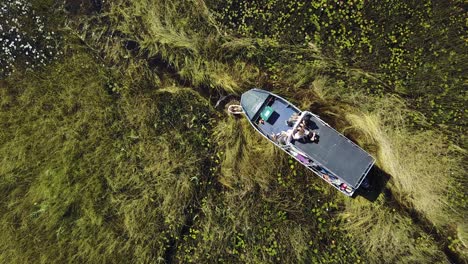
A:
[[286, 112, 300, 126], [271, 130, 293, 145], [293, 126, 318, 142]]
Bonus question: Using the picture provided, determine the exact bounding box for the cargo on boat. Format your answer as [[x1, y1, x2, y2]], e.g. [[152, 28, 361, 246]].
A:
[[240, 88, 375, 196]]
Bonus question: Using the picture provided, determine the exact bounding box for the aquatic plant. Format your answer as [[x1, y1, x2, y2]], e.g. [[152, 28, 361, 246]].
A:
[[0, 0, 61, 78], [0, 0, 466, 263]]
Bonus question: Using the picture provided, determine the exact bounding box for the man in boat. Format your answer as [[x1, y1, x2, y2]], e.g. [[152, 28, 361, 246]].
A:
[[271, 131, 290, 145], [271, 127, 317, 145], [286, 113, 300, 126], [288, 114, 318, 142], [293, 126, 318, 142]]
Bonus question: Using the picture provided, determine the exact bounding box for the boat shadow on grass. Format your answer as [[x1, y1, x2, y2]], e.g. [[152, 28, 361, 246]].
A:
[[355, 166, 391, 202]]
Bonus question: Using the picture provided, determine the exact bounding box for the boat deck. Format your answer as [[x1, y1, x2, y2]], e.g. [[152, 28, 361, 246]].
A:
[[241, 88, 374, 189], [292, 114, 374, 187], [255, 96, 299, 136]]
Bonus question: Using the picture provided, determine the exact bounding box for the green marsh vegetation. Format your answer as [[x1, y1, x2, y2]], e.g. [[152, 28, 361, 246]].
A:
[[0, 0, 466, 263]]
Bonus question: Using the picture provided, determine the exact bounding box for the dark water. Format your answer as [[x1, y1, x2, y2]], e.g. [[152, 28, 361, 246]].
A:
[[0, 0, 61, 78]]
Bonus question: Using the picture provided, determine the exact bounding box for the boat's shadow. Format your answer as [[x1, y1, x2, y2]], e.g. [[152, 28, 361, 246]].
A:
[[354, 166, 390, 202]]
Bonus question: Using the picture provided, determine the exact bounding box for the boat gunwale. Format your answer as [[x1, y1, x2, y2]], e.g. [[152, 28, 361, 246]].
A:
[[241, 88, 375, 196]]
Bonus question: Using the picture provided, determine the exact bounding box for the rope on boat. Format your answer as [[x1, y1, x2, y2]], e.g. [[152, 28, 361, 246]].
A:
[[227, 104, 244, 115]]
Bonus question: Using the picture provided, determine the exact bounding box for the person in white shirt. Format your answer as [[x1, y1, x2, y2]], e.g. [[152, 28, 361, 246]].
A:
[[293, 124, 317, 141]]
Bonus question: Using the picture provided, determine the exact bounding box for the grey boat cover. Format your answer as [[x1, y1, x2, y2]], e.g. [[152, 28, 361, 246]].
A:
[[292, 115, 374, 187], [240, 89, 270, 120]]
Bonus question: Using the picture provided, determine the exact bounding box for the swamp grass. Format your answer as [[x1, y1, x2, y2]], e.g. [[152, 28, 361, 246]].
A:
[[175, 116, 363, 263], [0, 51, 216, 263], [208, 0, 468, 134], [304, 80, 467, 263], [0, 0, 467, 263]]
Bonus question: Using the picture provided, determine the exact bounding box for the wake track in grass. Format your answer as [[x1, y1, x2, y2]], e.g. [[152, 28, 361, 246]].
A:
[[384, 188, 465, 264]]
